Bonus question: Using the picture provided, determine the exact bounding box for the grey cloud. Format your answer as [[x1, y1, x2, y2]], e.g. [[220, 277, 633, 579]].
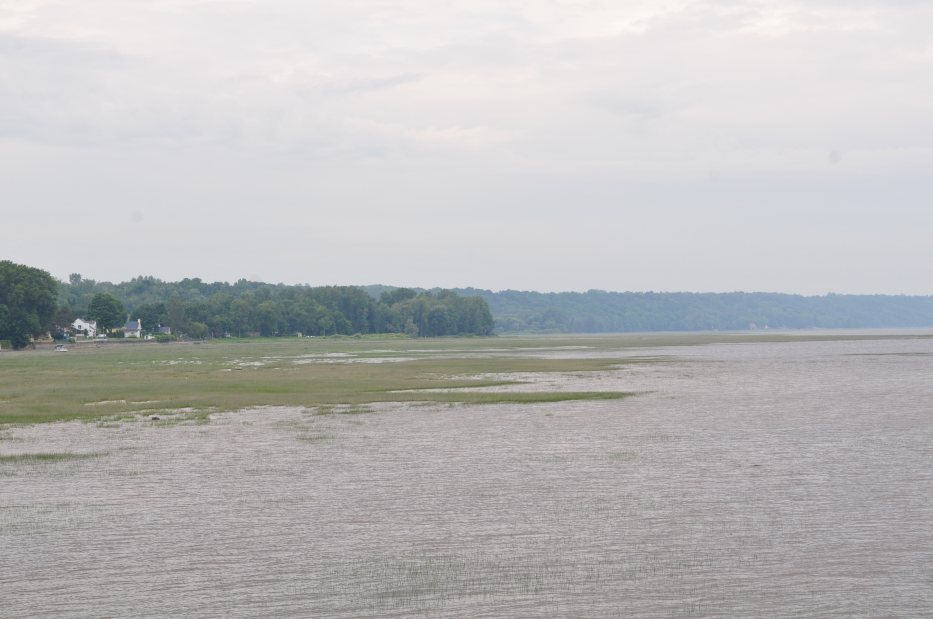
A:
[[589, 93, 665, 121]]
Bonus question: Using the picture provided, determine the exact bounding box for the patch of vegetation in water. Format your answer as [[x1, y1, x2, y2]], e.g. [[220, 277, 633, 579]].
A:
[[0, 452, 108, 463], [451, 391, 635, 404], [0, 337, 648, 424], [4, 331, 901, 425]]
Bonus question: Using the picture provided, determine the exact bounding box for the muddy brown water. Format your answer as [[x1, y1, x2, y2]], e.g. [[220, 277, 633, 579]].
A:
[[2, 337, 932, 617]]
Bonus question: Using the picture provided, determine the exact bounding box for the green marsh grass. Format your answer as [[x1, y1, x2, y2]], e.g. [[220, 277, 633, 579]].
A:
[[0, 336, 648, 424], [1, 330, 915, 425], [0, 452, 108, 463]]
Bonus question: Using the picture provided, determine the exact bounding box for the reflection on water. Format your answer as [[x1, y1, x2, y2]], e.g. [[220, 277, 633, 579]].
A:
[[2, 337, 932, 618]]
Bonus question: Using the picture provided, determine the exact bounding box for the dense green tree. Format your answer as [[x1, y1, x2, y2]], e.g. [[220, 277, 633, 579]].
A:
[[255, 287, 273, 303], [371, 303, 402, 334], [85, 293, 127, 333], [380, 287, 418, 306], [424, 305, 449, 337], [50, 305, 75, 339], [131, 302, 166, 331], [208, 314, 233, 338], [307, 286, 373, 333], [493, 307, 567, 333], [165, 295, 187, 334], [206, 294, 234, 318], [230, 298, 251, 336], [0, 261, 59, 348], [391, 290, 494, 337], [186, 321, 210, 339], [316, 310, 335, 336], [332, 310, 352, 335], [53, 274, 495, 338], [54, 305, 75, 329], [253, 301, 281, 336]]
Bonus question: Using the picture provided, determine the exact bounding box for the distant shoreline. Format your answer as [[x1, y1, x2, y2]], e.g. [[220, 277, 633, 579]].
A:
[[9, 327, 933, 354]]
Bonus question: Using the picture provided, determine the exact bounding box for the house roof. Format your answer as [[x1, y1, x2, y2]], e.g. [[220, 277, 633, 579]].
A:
[[124, 320, 141, 329]]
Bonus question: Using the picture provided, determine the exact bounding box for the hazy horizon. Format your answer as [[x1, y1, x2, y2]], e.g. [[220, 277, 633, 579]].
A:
[[3, 1, 931, 295]]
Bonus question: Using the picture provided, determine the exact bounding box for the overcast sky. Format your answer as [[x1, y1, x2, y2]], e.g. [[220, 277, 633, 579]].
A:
[[2, 0, 931, 294]]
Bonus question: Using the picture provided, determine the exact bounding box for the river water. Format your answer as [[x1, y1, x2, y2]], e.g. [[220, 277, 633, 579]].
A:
[[2, 336, 932, 617]]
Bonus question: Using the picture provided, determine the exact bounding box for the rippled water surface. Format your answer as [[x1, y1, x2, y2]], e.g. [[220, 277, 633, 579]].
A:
[[2, 337, 932, 617]]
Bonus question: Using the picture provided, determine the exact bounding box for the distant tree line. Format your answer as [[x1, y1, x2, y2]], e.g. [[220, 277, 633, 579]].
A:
[[59, 274, 285, 318], [9, 263, 933, 347], [128, 286, 495, 338], [493, 307, 570, 333], [453, 288, 933, 332], [0, 267, 497, 347], [58, 277, 495, 338]]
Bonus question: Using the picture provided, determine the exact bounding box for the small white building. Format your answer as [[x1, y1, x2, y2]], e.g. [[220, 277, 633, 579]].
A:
[[124, 319, 142, 338], [73, 318, 98, 337]]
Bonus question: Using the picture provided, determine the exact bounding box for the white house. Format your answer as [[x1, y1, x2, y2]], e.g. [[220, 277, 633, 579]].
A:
[[124, 319, 142, 338], [73, 318, 97, 337]]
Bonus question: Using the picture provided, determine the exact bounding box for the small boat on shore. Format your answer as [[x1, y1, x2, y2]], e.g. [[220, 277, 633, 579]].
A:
[[55, 344, 68, 352]]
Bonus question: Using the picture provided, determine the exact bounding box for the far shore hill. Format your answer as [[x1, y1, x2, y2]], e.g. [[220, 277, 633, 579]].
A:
[[364, 286, 933, 333]]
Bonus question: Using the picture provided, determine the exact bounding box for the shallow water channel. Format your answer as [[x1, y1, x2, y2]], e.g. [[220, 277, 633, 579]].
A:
[[2, 337, 932, 617]]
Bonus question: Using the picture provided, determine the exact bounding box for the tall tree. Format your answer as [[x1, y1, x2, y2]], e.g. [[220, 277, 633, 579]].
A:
[[85, 293, 127, 333], [253, 301, 281, 336], [229, 298, 251, 336], [130, 302, 166, 331], [380, 287, 418, 306], [0, 261, 59, 348], [425, 305, 449, 337], [165, 295, 187, 334], [186, 322, 210, 339], [54, 305, 75, 332]]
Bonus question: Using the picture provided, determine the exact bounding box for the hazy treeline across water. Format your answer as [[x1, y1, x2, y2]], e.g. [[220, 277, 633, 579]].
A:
[[56, 275, 933, 336], [450, 288, 933, 333]]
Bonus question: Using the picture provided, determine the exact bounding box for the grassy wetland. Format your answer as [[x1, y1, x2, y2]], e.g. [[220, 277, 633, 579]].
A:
[[3, 330, 927, 425], [3, 330, 933, 618], [0, 334, 658, 425]]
